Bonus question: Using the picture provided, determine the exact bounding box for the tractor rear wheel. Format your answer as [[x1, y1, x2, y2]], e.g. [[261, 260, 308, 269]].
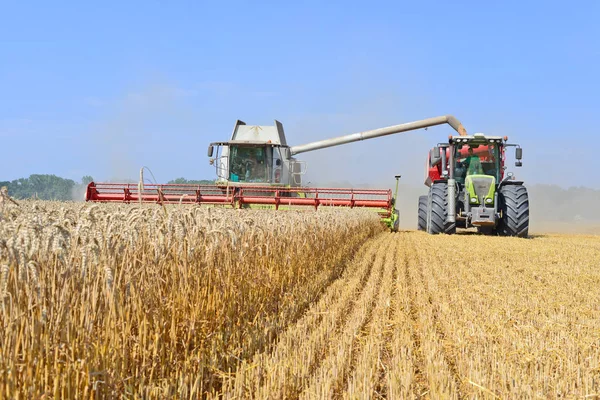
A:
[[498, 185, 529, 237], [417, 195, 427, 231], [427, 183, 456, 235]]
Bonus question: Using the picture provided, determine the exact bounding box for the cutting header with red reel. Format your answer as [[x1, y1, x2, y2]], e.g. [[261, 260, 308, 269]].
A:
[[85, 183, 393, 211]]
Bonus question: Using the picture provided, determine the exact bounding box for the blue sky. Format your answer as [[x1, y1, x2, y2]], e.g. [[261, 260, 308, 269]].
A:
[[1, 1, 599, 188]]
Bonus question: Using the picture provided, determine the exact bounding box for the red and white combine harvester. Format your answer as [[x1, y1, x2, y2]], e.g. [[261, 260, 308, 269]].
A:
[[86, 116, 473, 232]]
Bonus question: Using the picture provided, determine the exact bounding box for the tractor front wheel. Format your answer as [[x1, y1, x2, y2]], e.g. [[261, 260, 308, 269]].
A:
[[417, 195, 427, 231], [427, 183, 456, 235], [498, 185, 529, 238]]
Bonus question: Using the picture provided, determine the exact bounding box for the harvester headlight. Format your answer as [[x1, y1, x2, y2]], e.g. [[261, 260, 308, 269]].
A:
[[471, 197, 478, 203], [485, 198, 493, 204]]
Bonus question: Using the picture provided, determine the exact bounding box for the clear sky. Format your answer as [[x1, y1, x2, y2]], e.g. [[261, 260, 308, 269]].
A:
[[1, 1, 599, 188]]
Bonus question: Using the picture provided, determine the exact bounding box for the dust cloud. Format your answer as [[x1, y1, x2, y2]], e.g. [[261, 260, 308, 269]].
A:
[[86, 83, 200, 183], [70, 184, 86, 202]]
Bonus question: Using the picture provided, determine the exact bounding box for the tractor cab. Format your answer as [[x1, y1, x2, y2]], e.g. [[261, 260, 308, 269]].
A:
[[207, 120, 306, 187], [453, 140, 501, 184], [449, 135, 506, 219]]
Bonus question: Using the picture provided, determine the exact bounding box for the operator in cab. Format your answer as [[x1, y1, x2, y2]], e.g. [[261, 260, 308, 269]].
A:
[[464, 147, 483, 176], [455, 146, 483, 184], [246, 148, 266, 182], [232, 147, 266, 182]]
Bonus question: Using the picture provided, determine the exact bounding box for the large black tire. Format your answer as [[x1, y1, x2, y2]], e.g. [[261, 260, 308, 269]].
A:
[[417, 195, 427, 231], [498, 185, 529, 237], [427, 183, 456, 235]]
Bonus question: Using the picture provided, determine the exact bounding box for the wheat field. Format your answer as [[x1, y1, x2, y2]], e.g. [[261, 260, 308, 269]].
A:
[[1, 201, 600, 398]]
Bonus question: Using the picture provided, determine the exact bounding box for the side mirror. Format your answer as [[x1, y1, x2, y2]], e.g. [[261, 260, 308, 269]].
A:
[[514, 147, 522, 167], [207, 145, 214, 157]]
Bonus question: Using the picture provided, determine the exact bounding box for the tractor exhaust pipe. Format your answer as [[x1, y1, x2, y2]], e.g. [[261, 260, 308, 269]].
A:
[[290, 115, 467, 156], [447, 147, 456, 224], [447, 179, 456, 223]]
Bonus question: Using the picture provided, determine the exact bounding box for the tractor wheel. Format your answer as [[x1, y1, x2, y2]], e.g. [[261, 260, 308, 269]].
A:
[[427, 183, 456, 235], [417, 195, 427, 231], [498, 185, 529, 237]]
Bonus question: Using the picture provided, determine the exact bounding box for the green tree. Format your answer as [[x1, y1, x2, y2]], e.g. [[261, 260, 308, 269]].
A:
[[81, 175, 94, 185], [0, 174, 76, 200], [167, 177, 214, 185]]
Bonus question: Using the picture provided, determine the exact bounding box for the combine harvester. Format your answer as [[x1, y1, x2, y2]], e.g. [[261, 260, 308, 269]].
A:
[[86, 115, 526, 235]]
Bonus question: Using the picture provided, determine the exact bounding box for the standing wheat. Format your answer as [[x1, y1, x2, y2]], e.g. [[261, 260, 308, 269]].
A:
[[0, 264, 9, 298]]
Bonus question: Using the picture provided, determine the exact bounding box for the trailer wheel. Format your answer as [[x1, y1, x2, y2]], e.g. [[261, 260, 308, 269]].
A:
[[417, 195, 427, 231], [498, 185, 529, 238], [427, 183, 456, 235]]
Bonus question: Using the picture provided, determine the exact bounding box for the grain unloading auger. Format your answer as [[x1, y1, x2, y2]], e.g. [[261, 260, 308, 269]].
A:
[[86, 115, 468, 232]]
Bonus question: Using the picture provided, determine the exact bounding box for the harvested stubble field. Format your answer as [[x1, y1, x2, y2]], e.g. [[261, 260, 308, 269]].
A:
[[1, 201, 600, 398]]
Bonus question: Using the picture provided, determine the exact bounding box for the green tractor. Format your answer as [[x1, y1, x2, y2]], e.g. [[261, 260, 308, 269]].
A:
[[418, 133, 529, 237]]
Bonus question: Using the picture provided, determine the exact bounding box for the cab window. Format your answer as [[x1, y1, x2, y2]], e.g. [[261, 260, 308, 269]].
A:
[[229, 146, 268, 182], [454, 144, 500, 182]]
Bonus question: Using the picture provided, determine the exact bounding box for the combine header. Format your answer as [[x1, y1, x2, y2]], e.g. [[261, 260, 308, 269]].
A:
[[87, 115, 469, 232], [86, 183, 394, 210], [86, 181, 401, 231]]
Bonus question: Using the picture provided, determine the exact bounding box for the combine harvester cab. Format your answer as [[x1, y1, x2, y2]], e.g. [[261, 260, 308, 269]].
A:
[[87, 115, 472, 232], [419, 133, 529, 237], [207, 120, 304, 188]]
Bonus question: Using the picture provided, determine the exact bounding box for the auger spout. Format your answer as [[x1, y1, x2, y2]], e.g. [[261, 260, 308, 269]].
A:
[[289, 115, 467, 156]]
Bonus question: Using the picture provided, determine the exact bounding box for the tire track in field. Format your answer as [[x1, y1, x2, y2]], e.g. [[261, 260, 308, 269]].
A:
[[383, 232, 423, 399], [342, 233, 399, 399], [221, 236, 385, 399], [408, 233, 463, 399], [403, 235, 430, 398], [374, 238, 398, 399], [299, 237, 388, 399]]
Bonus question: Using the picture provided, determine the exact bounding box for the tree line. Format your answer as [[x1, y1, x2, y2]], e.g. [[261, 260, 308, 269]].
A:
[[0, 175, 214, 201]]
